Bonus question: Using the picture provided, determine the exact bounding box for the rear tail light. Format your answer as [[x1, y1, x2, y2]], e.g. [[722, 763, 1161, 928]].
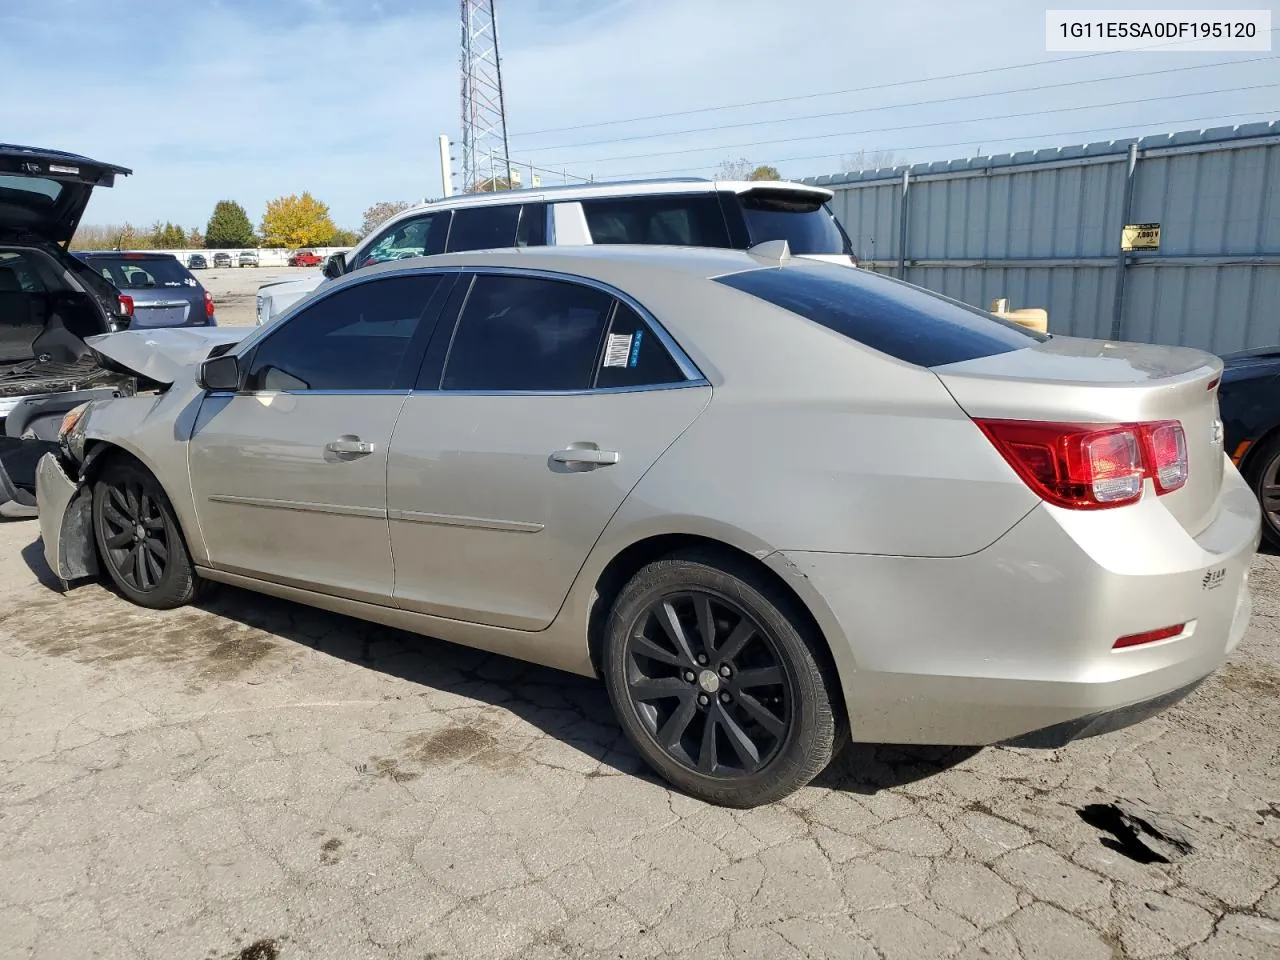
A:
[[1144, 421, 1187, 493], [975, 419, 1188, 510], [117, 294, 134, 317], [205, 290, 216, 318]]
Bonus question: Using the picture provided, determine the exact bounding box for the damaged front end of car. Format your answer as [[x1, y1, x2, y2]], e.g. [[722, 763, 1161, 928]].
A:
[[35, 399, 102, 582]]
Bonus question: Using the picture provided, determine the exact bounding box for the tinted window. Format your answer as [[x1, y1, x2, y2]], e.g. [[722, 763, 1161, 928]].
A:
[[737, 191, 849, 256], [245, 274, 444, 391], [442, 275, 613, 391], [359, 214, 446, 268], [446, 205, 521, 252], [595, 303, 686, 389], [581, 195, 730, 247], [83, 255, 196, 290], [516, 203, 547, 247], [715, 262, 1045, 368]]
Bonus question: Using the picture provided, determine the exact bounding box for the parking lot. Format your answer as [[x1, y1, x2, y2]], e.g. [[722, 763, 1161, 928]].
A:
[[1, 514, 1277, 959], [201, 266, 318, 328]]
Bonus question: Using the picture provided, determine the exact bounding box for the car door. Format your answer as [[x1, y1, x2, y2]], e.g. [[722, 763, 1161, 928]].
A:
[[386, 270, 711, 630], [188, 271, 453, 604]]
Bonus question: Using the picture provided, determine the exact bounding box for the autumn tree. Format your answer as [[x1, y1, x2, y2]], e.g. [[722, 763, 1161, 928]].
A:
[[360, 201, 413, 237], [259, 192, 337, 248], [206, 200, 256, 248], [747, 165, 781, 181], [187, 227, 205, 248]]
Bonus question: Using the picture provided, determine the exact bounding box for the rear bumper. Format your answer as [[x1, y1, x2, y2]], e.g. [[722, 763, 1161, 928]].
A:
[[769, 463, 1261, 746]]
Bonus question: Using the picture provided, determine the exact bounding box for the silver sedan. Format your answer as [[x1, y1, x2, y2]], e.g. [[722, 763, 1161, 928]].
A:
[[36, 244, 1259, 807]]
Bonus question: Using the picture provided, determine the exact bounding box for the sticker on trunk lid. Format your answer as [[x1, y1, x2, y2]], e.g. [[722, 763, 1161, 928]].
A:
[[1202, 567, 1226, 591]]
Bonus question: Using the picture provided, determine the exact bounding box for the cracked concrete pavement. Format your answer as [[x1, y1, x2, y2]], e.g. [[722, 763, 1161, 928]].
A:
[[1, 518, 1277, 960]]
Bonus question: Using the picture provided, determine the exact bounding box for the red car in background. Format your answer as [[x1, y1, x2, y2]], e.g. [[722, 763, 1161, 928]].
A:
[[287, 250, 322, 267]]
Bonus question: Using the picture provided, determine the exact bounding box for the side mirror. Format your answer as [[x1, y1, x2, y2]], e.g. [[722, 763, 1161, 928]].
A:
[[198, 353, 241, 392], [322, 253, 346, 280]]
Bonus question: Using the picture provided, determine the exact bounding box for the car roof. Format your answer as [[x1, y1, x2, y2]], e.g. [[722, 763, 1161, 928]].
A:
[[346, 243, 775, 286], [380, 177, 835, 224]]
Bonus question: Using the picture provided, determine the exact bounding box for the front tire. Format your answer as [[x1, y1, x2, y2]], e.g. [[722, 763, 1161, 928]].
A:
[[92, 458, 200, 609], [603, 552, 840, 807]]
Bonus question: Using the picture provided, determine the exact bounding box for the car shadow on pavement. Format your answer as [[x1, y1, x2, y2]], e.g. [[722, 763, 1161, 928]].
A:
[[198, 584, 984, 795], [20, 534, 981, 796]]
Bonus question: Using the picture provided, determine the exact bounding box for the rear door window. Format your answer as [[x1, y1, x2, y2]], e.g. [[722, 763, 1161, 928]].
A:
[[715, 262, 1045, 368], [734, 190, 850, 255], [580, 194, 730, 247], [446, 205, 522, 252], [441, 274, 614, 391]]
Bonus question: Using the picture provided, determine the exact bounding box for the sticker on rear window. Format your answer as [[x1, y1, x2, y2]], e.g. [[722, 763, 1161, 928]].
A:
[[603, 332, 633, 368], [628, 329, 643, 368]]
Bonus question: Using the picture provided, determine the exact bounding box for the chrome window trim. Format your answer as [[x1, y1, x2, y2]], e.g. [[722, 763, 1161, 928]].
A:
[[207, 389, 411, 398], [439, 265, 705, 386], [417, 380, 709, 399]]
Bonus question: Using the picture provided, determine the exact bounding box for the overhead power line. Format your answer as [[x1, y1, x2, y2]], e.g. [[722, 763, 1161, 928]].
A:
[[510, 30, 1279, 140], [533, 81, 1280, 169], [601, 109, 1280, 180], [518, 56, 1278, 155]]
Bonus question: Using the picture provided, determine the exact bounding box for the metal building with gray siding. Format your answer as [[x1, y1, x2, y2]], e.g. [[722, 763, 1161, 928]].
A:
[[805, 122, 1280, 355]]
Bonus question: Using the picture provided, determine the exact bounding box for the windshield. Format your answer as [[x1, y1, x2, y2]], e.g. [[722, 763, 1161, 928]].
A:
[[737, 191, 850, 256], [86, 256, 198, 290]]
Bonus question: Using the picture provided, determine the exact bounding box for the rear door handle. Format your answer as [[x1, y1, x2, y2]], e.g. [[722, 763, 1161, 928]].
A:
[[326, 436, 375, 457], [552, 446, 620, 466]]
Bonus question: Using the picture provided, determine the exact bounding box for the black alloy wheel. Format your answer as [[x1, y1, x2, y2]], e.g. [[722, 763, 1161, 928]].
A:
[[604, 553, 840, 807], [626, 591, 791, 777], [99, 478, 168, 592], [92, 458, 201, 609]]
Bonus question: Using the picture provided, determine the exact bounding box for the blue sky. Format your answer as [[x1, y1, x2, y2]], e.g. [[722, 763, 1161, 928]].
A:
[[1, 0, 1275, 233]]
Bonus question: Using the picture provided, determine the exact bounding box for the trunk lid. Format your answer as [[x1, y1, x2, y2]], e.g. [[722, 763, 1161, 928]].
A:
[[0, 145, 132, 246], [934, 336, 1226, 535]]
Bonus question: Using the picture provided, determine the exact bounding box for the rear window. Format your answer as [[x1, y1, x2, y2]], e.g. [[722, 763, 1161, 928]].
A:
[[736, 191, 850, 256], [84, 256, 198, 290], [715, 262, 1046, 368], [581, 195, 730, 247]]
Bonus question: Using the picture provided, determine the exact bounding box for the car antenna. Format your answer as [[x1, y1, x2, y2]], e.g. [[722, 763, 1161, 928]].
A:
[[747, 239, 791, 263]]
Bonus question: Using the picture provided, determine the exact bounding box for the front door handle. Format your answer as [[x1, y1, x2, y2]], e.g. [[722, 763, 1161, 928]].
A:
[[552, 446, 620, 467], [326, 436, 375, 457]]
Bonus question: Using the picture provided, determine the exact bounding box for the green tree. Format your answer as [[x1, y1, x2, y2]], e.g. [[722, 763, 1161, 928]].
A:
[[259, 192, 336, 248], [328, 227, 359, 246], [360, 201, 413, 237], [205, 200, 256, 248]]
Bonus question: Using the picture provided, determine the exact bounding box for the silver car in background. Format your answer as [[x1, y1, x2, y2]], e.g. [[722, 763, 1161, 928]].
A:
[[36, 244, 1258, 807]]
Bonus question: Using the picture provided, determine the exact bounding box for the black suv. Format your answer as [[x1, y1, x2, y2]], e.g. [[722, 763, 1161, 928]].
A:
[[0, 144, 137, 517]]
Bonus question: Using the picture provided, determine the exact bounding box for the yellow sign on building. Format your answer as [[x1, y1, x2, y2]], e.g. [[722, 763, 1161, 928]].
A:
[[1122, 223, 1161, 251]]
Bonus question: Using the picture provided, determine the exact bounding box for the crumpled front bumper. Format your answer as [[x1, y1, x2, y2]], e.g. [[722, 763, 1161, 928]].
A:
[[35, 453, 98, 581]]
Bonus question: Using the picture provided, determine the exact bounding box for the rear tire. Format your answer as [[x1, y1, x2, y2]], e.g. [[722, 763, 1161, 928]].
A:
[[603, 551, 839, 807], [1244, 435, 1280, 549], [92, 458, 201, 609]]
